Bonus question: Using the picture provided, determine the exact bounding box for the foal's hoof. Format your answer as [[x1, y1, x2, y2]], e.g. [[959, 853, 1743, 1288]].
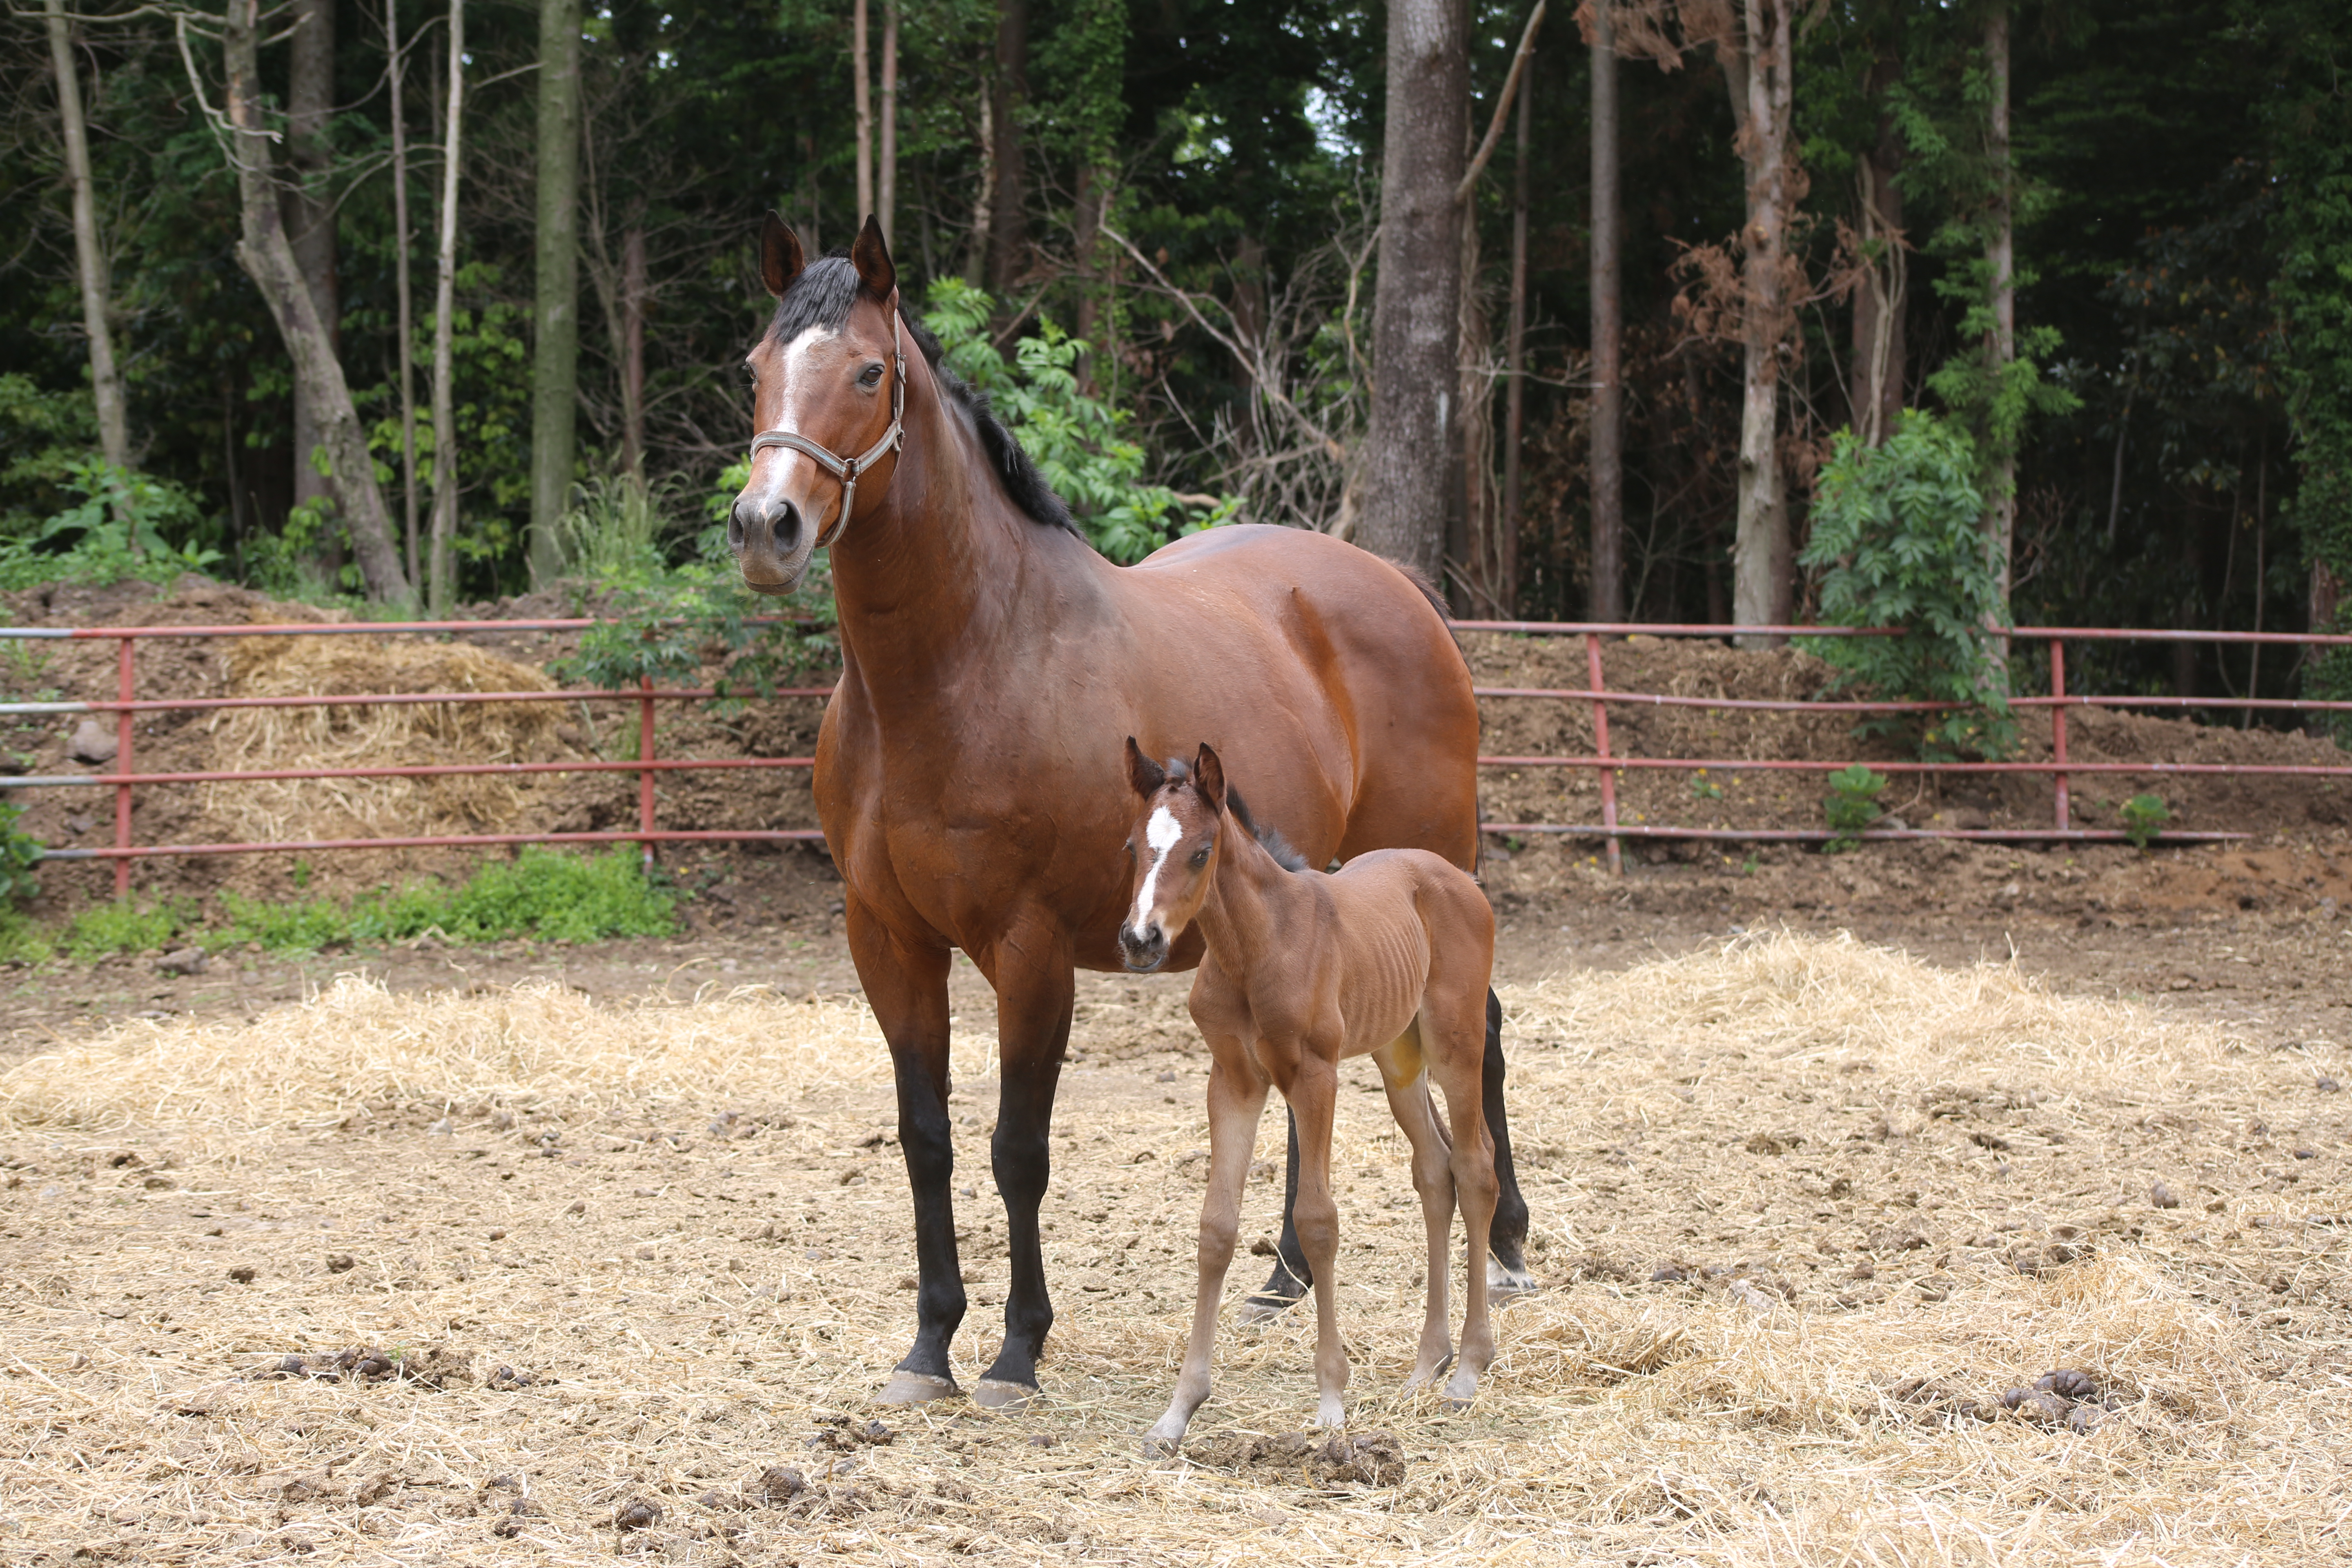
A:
[[971, 1377, 1040, 1410], [1487, 1258, 1540, 1299], [876, 1371, 960, 1406]]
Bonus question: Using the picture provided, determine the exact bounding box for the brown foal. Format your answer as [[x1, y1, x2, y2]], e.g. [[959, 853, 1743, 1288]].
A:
[[1118, 739, 1501, 1444]]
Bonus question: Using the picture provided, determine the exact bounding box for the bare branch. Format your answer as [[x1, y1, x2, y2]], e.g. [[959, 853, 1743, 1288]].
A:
[[1456, 1, 1547, 204]]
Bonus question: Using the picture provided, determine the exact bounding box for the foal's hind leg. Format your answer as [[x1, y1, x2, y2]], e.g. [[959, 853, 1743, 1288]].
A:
[[1425, 1000, 1501, 1410], [1144, 1048, 1267, 1453], [1281, 1051, 1349, 1428], [1374, 1029, 1458, 1390]]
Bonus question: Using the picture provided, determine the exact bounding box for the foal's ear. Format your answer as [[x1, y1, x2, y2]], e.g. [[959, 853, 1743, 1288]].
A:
[[1125, 737, 1165, 798], [760, 210, 806, 300], [1193, 743, 1227, 814], [850, 214, 896, 299]]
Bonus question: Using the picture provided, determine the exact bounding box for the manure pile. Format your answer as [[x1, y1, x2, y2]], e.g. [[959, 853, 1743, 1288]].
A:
[[0, 933, 2344, 1565]]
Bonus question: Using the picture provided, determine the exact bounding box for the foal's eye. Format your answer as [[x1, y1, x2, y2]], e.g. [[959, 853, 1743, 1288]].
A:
[[1189, 848, 1210, 867], [859, 363, 884, 388]]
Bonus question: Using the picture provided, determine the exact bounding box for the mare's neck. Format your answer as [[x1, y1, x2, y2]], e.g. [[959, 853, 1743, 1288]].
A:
[[1195, 821, 1312, 974], [826, 344, 1077, 702]]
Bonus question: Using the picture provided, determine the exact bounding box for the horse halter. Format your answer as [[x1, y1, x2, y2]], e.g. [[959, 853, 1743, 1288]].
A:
[[748, 311, 907, 550]]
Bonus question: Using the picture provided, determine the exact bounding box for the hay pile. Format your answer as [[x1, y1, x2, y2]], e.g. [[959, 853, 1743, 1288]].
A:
[[0, 934, 2343, 1564], [198, 635, 567, 843]]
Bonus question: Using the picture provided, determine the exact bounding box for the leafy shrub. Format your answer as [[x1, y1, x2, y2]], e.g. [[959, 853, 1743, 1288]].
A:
[[922, 278, 1235, 563], [1822, 763, 1889, 851], [0, 799, 40, 908], [552, 472, 681, 586], [0, 459, 222, 591], [63, 898, 184, 961], [2118, 793, 2172, 848], [1799, 410, 2015, 760]]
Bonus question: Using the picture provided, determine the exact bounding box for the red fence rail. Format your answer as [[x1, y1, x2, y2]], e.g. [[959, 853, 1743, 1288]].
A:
[[3, 617, 2346, 889]]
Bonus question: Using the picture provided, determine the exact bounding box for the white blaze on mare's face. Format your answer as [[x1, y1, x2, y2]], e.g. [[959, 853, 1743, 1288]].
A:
[[741, 325, 840, 519], [1131, 804, 1184, 931]]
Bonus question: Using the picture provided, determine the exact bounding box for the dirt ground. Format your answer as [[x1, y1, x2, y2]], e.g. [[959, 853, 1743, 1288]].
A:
[[1, 857, 2348, 1564]]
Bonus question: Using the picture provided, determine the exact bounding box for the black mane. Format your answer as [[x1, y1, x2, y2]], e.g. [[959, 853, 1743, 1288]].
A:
[[1224, 784, 1310, 873], [762, 257, 1077, 537]]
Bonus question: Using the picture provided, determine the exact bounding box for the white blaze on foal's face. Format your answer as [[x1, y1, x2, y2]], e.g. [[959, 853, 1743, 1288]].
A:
[[1130, 804, 1183, 933]]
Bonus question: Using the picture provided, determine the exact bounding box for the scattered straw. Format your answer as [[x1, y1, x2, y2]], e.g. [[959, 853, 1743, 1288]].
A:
[[0, 932, 2342, 1564]]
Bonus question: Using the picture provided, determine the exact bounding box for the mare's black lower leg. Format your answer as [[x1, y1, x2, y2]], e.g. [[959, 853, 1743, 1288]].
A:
[[1483, 987, 1533, 1280], [889, 1040, 964, 1388], [978, 951, 1075, 1402], [1246, 1109, 1314, 1311]]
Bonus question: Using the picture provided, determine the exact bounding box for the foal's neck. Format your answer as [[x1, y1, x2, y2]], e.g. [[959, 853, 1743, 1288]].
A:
[[1196, 820, 1312, 969]]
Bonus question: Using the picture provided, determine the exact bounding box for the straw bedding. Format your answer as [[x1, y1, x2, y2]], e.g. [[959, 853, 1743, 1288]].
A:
[[1, 932, 2343, 1564]]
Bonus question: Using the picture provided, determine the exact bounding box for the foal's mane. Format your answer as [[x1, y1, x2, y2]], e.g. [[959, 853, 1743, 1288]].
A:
[[763, 257, 1078, 539], [1162, 756, 1308, 874]]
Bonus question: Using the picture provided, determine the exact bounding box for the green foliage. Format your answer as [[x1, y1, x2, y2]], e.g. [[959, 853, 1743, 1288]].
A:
[[922, 279, 1235, 564], [1799, 411, 2017, 760], [0, 800, 41, 908], [0, 460, 222, 591], [50, 848, 676, 959], [2118, 793, 2172, 849], [552, 472, 680, 586], [1822, 764, 1889, 851]]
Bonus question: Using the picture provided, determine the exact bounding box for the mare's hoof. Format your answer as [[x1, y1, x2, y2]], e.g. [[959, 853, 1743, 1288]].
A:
[[1441, 1395, 1475, 1413], [1140, 1435, 1180, 1460], [876, 1371, 960, 1406], [1236, 1293, 1299, 1326], [1487, 1259, 1540, 1299], [971, 1377, 1039, 1410]]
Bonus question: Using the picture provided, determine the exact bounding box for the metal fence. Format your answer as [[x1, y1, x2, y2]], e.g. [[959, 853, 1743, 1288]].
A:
[[3, 616, 2347, 890]]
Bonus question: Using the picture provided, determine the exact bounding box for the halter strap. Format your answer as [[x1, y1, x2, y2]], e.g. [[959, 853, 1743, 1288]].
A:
[[747, 310, 907, 550]]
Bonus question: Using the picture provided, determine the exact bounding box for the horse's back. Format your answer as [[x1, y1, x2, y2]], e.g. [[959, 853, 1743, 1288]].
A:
[[1133, 527, 1480, 873]]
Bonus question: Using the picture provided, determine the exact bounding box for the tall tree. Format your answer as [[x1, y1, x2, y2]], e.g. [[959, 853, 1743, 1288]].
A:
[[1981, 1, 2016, 616], [1586, 0, 1624, 621], [854, 0, 875, 223], [879, 0, 899, 246], [42, 0, 127, 472], [1500, 37, 1535, 617], [387, 0, 422, 588], [1849, 35, 1906, 448], [428, 0, 468, 613], [285, 0, 338, 537], [1721, 0, 1798, 641], [1357, 0, 1469, 579], [530, 0, 584, 586], [214, 0, 410, 601], [985, 0, 1030, 292]]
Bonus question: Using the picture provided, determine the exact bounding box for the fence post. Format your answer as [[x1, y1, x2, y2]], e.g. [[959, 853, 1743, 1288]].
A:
[[2049, 637, 2070, 833], [638, 675, 657, 870], [113, 637, 134, 897], [1586, 631, 1623, 875]]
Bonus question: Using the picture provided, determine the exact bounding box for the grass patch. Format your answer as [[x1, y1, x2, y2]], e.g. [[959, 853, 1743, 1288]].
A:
[[38, 847, 677, 960]]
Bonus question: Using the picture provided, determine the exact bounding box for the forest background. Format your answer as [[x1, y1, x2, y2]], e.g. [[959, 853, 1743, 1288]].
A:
[[6, 0, 2352, 715]]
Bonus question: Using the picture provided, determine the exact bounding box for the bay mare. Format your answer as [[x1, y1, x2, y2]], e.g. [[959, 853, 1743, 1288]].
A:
[[728, 214, 1530, 1407]]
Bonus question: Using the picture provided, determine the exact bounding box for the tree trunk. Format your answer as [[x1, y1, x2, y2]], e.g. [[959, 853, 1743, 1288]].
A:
[[285, 0, 339, 544], [1983, 3, 2016, 621], [43, 0, 127, 473], [388, 0, 421, 590], [219, 0, 410, 604], [1501, 63, 1533, 619], [1358, 0, 1469, 580], [1722, 0, 1794, 644], [428, 0, 467, 615], [622, 223, 647, 483], [854, 0, 874, 224], [1850, 42, 1905, 446], [965, 91, 993, 285], [1588, 0, 1624, 621], [530, 0, 583, 588], [880, 0, 899, 246], [985, 0, 1031, 294]]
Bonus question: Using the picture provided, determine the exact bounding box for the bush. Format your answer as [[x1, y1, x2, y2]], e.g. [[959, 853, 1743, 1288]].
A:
[[2118, 793, 2172, 849], [1799, 410, 2015, 760], [1822, 763, 1889, 851], [0, 459, 222, 592]]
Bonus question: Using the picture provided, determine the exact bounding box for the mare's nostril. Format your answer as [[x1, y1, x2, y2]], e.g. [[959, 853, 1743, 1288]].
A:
[[727, 502, 749, 553], [775, 499, 802, 550]]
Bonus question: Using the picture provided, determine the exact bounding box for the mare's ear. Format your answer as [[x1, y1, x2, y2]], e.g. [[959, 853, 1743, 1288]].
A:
[[760, 210, 805, 299], [1193, 743, 1227, 814], [1125, 737, 1165, 798], [850, 214, 896, 299]]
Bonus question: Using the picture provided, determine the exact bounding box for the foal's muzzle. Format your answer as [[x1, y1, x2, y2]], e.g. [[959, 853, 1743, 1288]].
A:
[[729, 496, 808, 595], [1118, 921, 1169, 973]]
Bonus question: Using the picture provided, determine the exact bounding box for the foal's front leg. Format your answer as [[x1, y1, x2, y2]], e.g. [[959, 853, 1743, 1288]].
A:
[[1144, 1048, 1267, 1453]]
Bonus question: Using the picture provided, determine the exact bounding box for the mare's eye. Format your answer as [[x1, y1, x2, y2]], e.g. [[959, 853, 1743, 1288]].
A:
[[1189, 848, 1210, 867], [859, 363, 884, 388]]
